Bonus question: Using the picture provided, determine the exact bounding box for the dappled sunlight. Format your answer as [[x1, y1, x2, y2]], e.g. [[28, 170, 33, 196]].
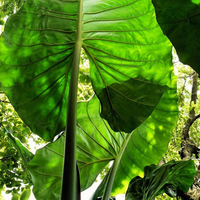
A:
[[158, 125, 163, 131], [149, 138, 157, 146], [115, 179, 131, 195], [167, 117, 172, 122], [0, 0, 181, 199], [170, 105, 177, 111], [192, 0, 200, 4], [146, 129, 155, 141], [131, 168, 144, 178], [112, 168, 144, 196], [149, 123, 155, 130]]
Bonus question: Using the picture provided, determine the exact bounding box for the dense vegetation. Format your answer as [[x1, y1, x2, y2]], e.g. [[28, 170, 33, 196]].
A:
[[1, 0, 200, 200]]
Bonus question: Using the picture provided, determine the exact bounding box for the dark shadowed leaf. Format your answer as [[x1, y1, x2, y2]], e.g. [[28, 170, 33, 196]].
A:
[[27, 79, 178, 200], [0, 0, 174, 140], [0, 19, 4, 25], [125, 160, 196, 200], [152, 0, 200, 74]]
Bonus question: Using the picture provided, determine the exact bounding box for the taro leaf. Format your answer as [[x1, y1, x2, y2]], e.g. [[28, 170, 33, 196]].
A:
[[27, 135, 64, 200], [125, 160, 196, 200], [27, 81, 178, 200], [7, 132, 34, 165], [152, 0, 200, 74], [90, 84, 178, 198], [0, 0, 173, 141]]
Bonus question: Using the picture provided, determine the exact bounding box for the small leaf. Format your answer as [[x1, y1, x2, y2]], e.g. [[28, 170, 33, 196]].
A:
[[20, 188, 31, 200], [11, 193, 20, 200], [6, 189, 13, 194], [0, 19, 4, 25], [7, 132, 34, 165]]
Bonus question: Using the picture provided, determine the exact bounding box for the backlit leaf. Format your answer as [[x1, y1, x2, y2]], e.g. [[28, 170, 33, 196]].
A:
[[0, 0, 174, 140], [27, 80, 178, 200]]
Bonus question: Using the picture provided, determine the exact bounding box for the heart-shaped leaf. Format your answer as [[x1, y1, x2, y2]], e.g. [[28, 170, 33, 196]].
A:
[[27, 81, 178, 200], [0, 0, 174, 140]]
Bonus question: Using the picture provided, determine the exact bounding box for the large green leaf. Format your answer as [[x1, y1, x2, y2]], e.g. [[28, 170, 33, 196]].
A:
[[152, 0, 200, 74], [125, 160, 196, 200], [0, 0, 174, 140], [27, 83, 178, 200]]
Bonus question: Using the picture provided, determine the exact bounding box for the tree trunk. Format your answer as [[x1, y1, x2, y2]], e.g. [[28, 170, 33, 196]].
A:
[[179, 72, 200, 200]]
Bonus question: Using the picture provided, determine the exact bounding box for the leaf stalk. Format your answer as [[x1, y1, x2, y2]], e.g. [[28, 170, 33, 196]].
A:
[[61, 0, 83, 199], [102, 133, 132, 200]]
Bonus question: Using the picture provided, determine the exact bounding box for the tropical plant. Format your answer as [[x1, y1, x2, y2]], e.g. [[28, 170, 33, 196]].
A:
[[0, 93, 35, 197], [27, 93, 177, 200], [0, 0, 199, 199], [125, 160, 196, 200], [152, 0, 200, 75], [0, 0, 26, 24]]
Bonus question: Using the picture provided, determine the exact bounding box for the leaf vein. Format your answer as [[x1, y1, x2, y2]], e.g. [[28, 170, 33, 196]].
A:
[[20, 10, 78, 20], [83, 9, 154, 24], [83, 0, 139, 15], [26, 1, 78, 16]]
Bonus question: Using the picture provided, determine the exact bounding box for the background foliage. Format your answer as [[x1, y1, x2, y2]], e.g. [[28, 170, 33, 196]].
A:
[[1, 0, 200, 200]]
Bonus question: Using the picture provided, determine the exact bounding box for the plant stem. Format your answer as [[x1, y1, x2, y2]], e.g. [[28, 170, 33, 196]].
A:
[[102, 133, 132, 200], [61, 0, 83, 199]]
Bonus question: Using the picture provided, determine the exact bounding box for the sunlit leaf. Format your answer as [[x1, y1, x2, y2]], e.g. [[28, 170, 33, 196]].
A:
[[125, 160, 196, 200], [0, 0, 174, 140], [152, 0, 200, 74], [27, 80, 178, 200], [11, 193, 19, 200], [20, 189, 31, 200]]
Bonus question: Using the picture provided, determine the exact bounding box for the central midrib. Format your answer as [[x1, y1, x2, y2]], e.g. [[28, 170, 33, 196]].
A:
[[76, 0, 83, 48]]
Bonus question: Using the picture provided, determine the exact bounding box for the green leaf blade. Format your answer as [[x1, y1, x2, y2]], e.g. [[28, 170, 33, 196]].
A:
[[82, 0, 174, 132], [0, 0, 78, 141], [20, 188, 31, 200], [125, 160, 197, 200], [0, 0, 175, 139], [28, 79, 178, 199], [27, 137, 64, 200], [110, 85, 178, 196], [152, 0, 200, 74], [11, 193, 20, 200]]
